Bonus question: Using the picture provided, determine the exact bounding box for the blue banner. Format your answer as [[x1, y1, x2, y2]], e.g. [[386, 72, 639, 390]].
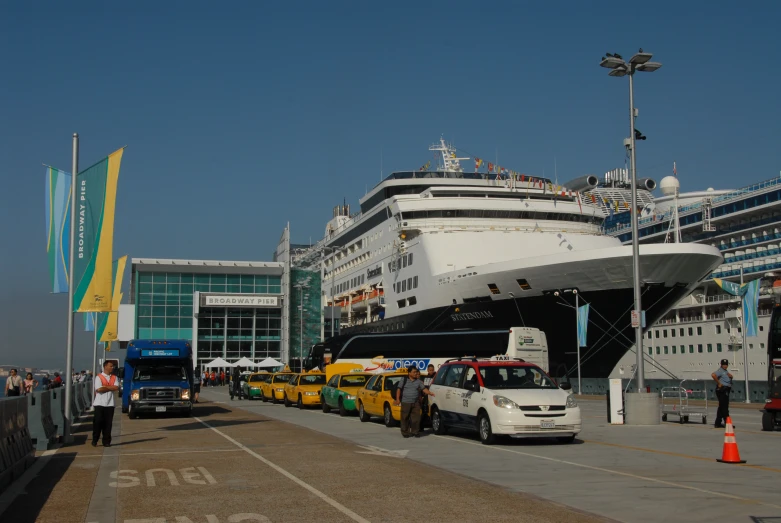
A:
[[742, 279, 760, 337], [84, 312, 95, 332], [45, 167, 71, 293], [714, 278, 745, 297], [577, 303, 589, 347]]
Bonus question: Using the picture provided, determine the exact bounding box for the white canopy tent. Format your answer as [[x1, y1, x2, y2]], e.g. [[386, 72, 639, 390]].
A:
[[204, 357, 234, 368], [256, 357, 284, 368], [233, 357, 258, 368]]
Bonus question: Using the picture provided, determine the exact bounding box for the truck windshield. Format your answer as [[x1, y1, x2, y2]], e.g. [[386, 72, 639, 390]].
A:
[[134, 365, 186, 381], [479, 366, 556, 389]]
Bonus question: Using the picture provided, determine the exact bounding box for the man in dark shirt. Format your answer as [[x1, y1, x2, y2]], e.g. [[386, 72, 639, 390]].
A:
[[712, 359, 733, 428], [230, 366, 244, 400], [394, 367, 435, 438]]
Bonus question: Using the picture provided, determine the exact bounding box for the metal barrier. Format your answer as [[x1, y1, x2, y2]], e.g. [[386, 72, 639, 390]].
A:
[[82, 379, 93, 409], [27, 391, 58, 451], [0, 397, 35, 493], [566, 378, 769, 403], [72, 383, 84, 417], [50, 387, 65, 439]]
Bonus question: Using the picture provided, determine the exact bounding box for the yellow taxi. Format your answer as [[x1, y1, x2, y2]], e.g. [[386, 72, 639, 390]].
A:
[[260, 367, 297, 403], [283, 370, 326, 409], [356, 370, 409, 427]]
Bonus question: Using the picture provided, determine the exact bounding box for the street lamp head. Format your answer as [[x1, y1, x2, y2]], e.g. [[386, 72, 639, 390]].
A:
[[600, 56, 626, 69], [636, 61, 662, 73], [608, 67, 628, 77], [629, 52, 653, 65]]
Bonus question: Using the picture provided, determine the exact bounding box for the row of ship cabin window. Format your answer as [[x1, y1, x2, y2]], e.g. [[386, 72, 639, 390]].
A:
[[333, 273, 366, 295], [394, 276, 418, 294], [648, 324, 764, 339], [650, 342, 766, 355], [389, 253, 413, 272]]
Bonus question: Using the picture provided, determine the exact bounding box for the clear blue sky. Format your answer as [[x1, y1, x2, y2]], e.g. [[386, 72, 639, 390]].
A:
[[1, 1, 778, 370]]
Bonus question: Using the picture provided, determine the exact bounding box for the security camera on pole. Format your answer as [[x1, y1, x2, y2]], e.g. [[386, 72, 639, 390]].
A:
[[600, 49, 662, 424]]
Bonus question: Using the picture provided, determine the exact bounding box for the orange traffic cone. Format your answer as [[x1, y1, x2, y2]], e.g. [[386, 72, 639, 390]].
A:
[[716, 417, 746, 464]]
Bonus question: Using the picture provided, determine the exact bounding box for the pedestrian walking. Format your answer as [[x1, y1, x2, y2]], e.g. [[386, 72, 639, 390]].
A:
[[712, 358, 734, 429], [220, 370, 225, 386], [23, 373, 38, 395], [5, 369, 22, 397], [193, 367, 201, 404], [92, 360, 119, 447], [394, 367, 434, 438]]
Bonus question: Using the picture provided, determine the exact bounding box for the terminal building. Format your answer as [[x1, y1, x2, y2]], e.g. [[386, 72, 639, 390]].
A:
[[118, 226, 327, 370]]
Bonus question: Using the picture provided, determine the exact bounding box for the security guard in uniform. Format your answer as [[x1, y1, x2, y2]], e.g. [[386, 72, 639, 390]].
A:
[[711, 358, 733, 428]]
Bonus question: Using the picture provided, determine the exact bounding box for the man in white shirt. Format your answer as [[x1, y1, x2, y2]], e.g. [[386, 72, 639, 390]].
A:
[[92, 361, 119, 447]]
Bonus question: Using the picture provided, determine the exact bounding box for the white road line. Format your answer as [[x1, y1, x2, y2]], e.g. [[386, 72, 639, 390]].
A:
[[194, 416, 370, 523], [435, 435, 781, 510]]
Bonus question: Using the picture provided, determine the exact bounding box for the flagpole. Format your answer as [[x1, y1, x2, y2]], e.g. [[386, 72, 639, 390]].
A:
[[63, 132, 78, 443], [575, 291, 581, 396], [741, 266, 750, 403], [91, 312, 98, 407]]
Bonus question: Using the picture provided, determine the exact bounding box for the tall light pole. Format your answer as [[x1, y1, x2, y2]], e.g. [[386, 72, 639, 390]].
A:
[[600, 49, 662, 393]]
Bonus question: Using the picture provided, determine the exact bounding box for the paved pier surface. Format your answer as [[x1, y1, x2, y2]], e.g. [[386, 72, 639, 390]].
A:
[[2, 389, 779, 523]]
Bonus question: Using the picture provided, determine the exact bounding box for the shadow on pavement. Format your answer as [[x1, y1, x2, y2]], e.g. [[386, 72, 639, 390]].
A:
[[0, 452, 76, 523], [443, 427, 585, 446], [160, 418, 267, 432], [112, 437, 165, 447]]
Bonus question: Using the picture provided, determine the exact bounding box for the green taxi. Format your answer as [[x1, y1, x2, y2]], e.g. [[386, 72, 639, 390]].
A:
[[321, 372, 372, 416]]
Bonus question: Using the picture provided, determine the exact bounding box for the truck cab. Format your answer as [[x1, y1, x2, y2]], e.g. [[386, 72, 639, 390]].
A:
[[122, 340, 194, 419]]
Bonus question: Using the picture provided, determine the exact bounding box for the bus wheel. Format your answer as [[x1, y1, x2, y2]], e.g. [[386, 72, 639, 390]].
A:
[[762, 411, 775, 431]]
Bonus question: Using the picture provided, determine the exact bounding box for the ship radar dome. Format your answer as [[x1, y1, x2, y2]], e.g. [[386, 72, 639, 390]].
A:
[[659, 175, 680, 196]]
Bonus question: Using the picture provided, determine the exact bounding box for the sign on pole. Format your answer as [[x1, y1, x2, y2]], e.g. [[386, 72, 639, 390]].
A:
[[631, 310, 647, 328]]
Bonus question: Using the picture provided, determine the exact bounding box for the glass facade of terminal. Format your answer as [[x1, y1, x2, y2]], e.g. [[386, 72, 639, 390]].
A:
[[132, 267, 284, 367]]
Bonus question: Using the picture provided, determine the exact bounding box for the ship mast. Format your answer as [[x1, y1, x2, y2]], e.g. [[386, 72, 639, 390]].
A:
[[429, 137, 469, 173]]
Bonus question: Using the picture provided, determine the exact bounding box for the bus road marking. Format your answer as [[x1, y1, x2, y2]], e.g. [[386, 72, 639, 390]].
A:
[[194, 416, 370, 523]]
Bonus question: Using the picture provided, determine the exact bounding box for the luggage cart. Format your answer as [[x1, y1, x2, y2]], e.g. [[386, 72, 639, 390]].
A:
[[661, 380, 708, 424]]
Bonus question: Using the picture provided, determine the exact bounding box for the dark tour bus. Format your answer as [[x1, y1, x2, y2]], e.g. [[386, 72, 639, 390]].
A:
[[764, 303, 781, 431], [303, 330, 513, 373]]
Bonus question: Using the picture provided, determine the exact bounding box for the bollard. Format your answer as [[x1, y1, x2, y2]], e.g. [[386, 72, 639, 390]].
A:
[[625, 392, 661, 425], [50, 388, 65, 440], [27, 391, 58, 451], [0, 397, 36, 493]]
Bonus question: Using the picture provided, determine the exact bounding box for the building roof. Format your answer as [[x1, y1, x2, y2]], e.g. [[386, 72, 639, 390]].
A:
[[132, 258, 283, 274]]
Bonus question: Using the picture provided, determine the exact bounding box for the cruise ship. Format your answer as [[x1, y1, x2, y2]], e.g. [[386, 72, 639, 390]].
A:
[[604, 171, 781, 383], [294, 139, 722, 378]]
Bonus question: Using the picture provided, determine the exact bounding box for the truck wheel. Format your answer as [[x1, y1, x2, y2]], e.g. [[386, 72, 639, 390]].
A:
[[121, 406, 128, 414], [762, 411, 774, 431], [128, 405, 138, 419], [322, 397, 331, 413]]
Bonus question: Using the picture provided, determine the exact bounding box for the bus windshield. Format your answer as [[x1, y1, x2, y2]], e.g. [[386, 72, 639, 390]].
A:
[[134, 365, 186, 381]]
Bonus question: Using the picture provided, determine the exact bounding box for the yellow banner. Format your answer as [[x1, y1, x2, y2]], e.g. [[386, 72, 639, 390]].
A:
[[100, 255, 127, 342]]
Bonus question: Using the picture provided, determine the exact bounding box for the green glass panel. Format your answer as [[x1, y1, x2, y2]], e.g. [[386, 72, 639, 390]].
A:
[[138, 294, 152, 305], [254, 285, 268, 294], [138, 273, 153, 283], [152, 306, 165, 316], [166, 317, 179, 328], [241, 274, 254, 285], [167, 283, 179, 294], [181, 306, 193, 317], [152, 295, 167, 305], [180, 295, 193, 305], [138, 328, 153, 339], [180, 273, 193, 283], [166, 295, 180, 305], [268, 276, 281, 286], [227, 274, 240, 285], [195, 274, 210, 284], [181, 317, 193, 329], [167, 273, 181, 283], [151, 328, 166, 338], [227, 285, 240, 293], [153, 273, 167, 283], [137, 306, 152, 317], [195, 283, 209, 293], [255, 275, 268, 285], [211, 284, 226, 292], [153, 283, 166, 294], [181, 283, 193, 295], [152, 317, 165, 328], [139, 283, 153, 293], [211, 274, 226, 284], [241, 285, 253, 293], [137, 317, 151, 328], [166, 306, 180, 317], [269, 285, 281, 293]]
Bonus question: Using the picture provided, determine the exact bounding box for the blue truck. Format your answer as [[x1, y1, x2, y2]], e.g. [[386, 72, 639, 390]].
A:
[[122, 340, 194, 418]]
